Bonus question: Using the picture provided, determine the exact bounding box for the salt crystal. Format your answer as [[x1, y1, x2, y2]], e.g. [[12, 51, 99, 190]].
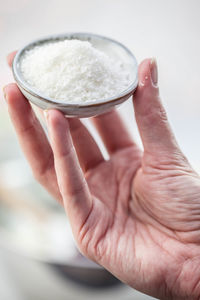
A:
[[20, 39, 130, 103]]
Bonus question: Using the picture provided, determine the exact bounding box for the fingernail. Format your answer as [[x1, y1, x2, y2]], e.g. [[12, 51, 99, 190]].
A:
[[2, 86, 8, 102], [150, 58, 158, 86]]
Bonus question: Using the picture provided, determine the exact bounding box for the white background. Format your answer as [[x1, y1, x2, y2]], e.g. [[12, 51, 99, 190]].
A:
[[1, 0, 200, 168]]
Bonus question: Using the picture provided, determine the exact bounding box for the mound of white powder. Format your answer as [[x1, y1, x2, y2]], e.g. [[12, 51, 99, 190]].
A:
[[20, 39, 130, 102]]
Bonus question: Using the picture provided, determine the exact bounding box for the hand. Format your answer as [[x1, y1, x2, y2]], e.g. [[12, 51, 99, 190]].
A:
[[4, 54, 200, 300]]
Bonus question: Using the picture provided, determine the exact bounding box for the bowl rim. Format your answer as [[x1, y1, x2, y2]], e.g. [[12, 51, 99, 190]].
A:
[[12, 32, 138, 108]]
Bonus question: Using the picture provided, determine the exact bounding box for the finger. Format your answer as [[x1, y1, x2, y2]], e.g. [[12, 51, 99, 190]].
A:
[[92, 109, 136, 154], [68, 118, 104, 173], [7, 51, 17, 67], [133, 58, 179, 156], [46, 110, 93, 236], [3, 83, 62, 203]]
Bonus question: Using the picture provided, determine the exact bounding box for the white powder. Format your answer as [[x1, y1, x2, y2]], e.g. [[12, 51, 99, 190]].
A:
[[20, 39, 130, 103]]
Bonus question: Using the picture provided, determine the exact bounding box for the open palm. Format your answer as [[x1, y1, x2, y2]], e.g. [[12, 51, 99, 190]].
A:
[[5, 56, 200, 299]]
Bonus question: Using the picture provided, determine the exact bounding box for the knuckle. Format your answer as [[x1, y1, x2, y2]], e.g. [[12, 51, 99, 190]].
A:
[[32, 154, 54, 183], [19, 113, 38, 135], [141, 100, 168, 126], [158, 106, 168, 122]]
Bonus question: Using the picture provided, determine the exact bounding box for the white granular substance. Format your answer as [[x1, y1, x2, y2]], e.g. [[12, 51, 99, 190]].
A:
[[20, 39, 130, 102]]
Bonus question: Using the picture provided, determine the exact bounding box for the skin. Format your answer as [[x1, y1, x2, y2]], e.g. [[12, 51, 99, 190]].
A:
[[4, 53, 200, 299]]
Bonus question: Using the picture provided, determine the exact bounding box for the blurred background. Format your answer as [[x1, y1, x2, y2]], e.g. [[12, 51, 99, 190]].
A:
[[0, 0, 200, 299]]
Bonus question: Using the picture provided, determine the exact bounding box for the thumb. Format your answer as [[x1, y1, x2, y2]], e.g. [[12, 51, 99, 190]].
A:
[[133, 58, 179, 157]]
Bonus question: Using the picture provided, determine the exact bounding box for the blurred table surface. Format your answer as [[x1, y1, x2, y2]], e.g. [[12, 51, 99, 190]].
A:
[[0, 253, 21, 300], [0, 0, 200, 299], [0, 246, 156, 300]]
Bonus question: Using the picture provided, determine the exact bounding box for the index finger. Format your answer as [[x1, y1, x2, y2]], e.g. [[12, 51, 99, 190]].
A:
[[46, 109, 93, 238]]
